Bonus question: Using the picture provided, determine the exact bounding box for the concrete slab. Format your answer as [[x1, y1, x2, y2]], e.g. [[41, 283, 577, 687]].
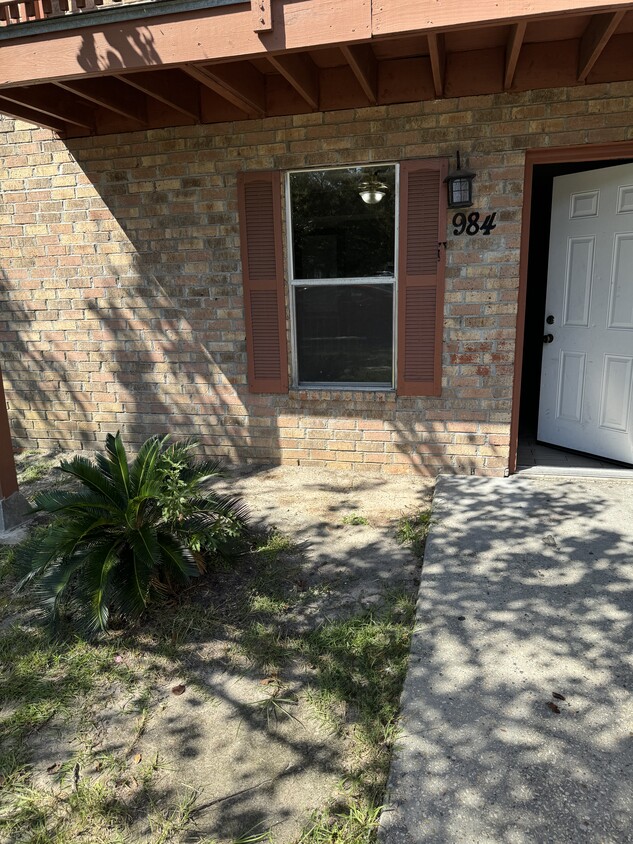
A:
[[0, 490, 30, 532], [380, 474, 633, 844]]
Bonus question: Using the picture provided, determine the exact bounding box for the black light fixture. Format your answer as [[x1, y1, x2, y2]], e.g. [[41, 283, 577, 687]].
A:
[[358, 170, 388, 205], [444, 151, 476, 208]]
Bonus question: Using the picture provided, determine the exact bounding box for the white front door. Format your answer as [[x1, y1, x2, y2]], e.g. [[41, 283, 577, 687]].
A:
[[538, 162, 633, 465]]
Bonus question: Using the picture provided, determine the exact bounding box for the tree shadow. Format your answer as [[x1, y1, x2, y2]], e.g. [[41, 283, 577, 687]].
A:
[[76, 26, 161, 75], [382, 474, 633, 842], [1, 110, 512, 477]]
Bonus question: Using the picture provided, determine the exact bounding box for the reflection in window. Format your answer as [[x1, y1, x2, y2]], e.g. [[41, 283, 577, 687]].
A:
[[289, 165, 397, 387]]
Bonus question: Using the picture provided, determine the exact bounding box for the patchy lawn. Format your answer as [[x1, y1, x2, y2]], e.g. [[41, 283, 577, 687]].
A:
[[0, 455, 433, 844]]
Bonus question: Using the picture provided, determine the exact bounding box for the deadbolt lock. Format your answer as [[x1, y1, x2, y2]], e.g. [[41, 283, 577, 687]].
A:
[[546, 315, 555, 325]]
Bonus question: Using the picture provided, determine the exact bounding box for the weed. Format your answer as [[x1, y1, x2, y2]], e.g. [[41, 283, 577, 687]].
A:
[[0, 543, 15, 581], [16, 453, 57, 487], [255, 528, 296, 558], [299, 801, 382, 843], [149, 786, 199, 844], [396, 510, 433, 558], [341, 514, 369, 526], [251, 684, 303, 729]]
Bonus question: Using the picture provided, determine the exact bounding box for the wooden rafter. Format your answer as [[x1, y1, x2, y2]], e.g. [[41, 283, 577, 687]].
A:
[[504, 21, 526, 89], [578, 11, 625, 80], [341, 43, 378, 104], [181, 63, 265, 117], [267, 52, 319, 110], [427, 32, 446, 98], [116, 70, 200, 121], [0, 95, 65, 131], [0, 84, 93, 128], [54, 78, 147, 123]]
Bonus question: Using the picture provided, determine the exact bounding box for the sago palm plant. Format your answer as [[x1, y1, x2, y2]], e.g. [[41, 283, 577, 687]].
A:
[[14, 433, 248, 633]]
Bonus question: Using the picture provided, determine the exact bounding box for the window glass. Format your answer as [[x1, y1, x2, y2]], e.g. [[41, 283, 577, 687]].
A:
[[289, 165, 397, 388], [295, 284, 393, 384], [290, 167, 396, 280]]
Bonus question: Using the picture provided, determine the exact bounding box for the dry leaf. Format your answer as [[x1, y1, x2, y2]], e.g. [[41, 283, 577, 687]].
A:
[[133, 753, 142, 765], [95, 761, 103, 772], [547, 701, 561, 714], [46, 763, 60, 775], [171, 684, 186, 696], [552, 692, 566, 701]]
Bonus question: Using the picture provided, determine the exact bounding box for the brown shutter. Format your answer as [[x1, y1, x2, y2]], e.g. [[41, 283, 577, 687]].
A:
[[397, 158, 448, 397], [237, 171, 288, 393]]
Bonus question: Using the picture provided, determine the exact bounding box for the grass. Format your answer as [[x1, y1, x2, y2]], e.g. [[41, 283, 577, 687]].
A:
[[341, 514, 369, 527], [0, 457, 427, 844], [15, 450, 63, 488], [396, 509, 433, 558]]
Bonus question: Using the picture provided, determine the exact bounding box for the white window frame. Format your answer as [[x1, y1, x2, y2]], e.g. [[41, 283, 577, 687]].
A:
[[286, 162, 399, 390]]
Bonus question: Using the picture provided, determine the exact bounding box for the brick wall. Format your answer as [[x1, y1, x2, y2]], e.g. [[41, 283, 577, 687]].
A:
[[2, 81, 633, 475]]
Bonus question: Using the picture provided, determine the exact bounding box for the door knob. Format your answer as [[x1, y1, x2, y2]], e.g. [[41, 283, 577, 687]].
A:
[[543, 333, 554, 344]]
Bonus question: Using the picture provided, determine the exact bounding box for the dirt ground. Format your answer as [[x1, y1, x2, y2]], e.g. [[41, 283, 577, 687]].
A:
[[1, 458, 434, 843]]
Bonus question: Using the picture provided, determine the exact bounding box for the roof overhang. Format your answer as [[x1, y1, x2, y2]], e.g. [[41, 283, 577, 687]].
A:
[[0, 0, 632, 136]]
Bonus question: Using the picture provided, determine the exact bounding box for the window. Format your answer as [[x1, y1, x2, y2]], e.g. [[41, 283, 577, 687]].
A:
[[288, 165, 397, 388], [237, 161, 446, 398]]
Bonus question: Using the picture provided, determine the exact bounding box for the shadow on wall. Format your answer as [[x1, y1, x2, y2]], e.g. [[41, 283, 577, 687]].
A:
[[383, 475, 633, 840], [0, 239, 280, 463], [1, 112, 509, 474]]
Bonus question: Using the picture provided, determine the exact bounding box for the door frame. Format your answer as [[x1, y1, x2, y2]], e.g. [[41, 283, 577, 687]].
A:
[[509, 140, 633, 474]]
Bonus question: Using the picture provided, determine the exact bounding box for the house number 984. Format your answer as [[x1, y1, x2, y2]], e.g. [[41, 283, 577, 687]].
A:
[[452, 211, 497, 236]]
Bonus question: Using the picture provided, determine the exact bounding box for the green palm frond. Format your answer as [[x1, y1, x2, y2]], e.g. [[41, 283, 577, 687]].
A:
[[157, 533, 198, 584], [32, 488, 119, 518], [58, 456, 126, 511], [13, 433, 248, 632], [104, 432, 131, 499], [129, 434, 167, 497]]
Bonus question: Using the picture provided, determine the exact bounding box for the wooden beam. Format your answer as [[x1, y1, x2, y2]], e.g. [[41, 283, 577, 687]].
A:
[[252, 0, 272, 33], [373, 0, 633, 38], [0, 368, 18, 503], [54, 78, 147, 123], [341, 43, 378, 104], [0, 96, 65, 132], [116, 70, 200, 121], [181, 63, 265, 117], [504, 21, 526, 89], [0, 84, 94, 129], [267, 52, 319, 110], [0, 0, 371, 88], [427, 32, 446, 97], [578, 11, 625, 80]]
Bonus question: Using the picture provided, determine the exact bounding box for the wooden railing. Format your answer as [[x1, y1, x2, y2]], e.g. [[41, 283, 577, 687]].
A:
[[0, 0, 163, 27]]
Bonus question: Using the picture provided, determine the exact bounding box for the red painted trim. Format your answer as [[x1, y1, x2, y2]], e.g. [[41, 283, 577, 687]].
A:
[[509, 139, 633, 474], [0, 367, 18, 500]]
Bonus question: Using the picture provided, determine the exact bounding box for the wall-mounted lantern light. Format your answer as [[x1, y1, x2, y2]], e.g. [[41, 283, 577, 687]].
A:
[[444, 151, 476, 208], [358, 171, 388, 204]]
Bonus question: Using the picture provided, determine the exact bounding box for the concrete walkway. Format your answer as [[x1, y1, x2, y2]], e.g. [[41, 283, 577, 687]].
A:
[[380, 475, 633, 844]]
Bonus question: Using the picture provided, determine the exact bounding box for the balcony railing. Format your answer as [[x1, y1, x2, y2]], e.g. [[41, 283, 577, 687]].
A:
[[0, 0, 163, 27]]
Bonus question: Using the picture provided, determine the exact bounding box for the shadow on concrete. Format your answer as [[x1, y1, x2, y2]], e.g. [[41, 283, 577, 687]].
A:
[[381, 474, 633, 843]]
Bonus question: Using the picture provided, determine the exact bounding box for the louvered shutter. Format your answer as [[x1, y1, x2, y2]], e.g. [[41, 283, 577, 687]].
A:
[[237, 171, 288, 393], [396, 159, 448, 397]]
